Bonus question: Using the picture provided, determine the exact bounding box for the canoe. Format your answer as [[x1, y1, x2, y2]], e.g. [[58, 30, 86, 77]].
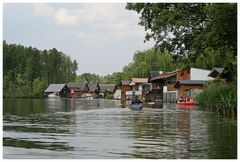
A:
[[129, 103, 143, 110], [177, 101, 196, 106]]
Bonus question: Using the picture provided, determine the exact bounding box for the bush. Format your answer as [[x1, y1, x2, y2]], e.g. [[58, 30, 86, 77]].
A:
[[196, 79, 237, 117], [104, 94, 114, 99]]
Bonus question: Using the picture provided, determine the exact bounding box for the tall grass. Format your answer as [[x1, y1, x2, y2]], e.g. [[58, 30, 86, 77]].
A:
[[196, 79, 237, 117]]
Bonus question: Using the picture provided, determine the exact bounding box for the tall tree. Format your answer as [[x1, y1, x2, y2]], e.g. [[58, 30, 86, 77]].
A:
[[3, 41, 78, 98], [126, 3, 208, 56], [126, 3, 237, 77]]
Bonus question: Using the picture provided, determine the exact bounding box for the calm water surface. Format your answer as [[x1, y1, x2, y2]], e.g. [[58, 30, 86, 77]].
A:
[[3, 98, 237, 159]]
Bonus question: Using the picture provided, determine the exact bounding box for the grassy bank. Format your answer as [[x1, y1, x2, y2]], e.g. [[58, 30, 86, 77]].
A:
[[196, 79, 237, 117]]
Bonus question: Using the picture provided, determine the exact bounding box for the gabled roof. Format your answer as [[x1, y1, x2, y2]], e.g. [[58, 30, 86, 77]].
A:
[[174, 80, 206, 88], [131, 78, 148, 83], [150, 71, 176, 81], [98, 84, 116, 93], [121, 80, 131, 86], [190, 68, 213, 81], [44, 84, 66, 93], [88, 83, 99, 92], [67, 82, 87, 89], [208, 68, 225, 77]]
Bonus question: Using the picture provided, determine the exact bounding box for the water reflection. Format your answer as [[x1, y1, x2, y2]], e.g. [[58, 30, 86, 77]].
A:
[[4, 137, 74, 151], [3, 98, 237, 159], [117, 108, 192, 159]]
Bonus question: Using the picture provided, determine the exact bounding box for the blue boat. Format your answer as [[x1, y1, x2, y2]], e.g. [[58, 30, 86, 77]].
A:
[[129, 103, 143, 110]]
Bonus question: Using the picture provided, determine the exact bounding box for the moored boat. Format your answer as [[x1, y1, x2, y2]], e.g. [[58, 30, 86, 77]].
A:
[[129, 103, 143, 110], [177, 100, 196, 106], [48, 93, 60, 98]]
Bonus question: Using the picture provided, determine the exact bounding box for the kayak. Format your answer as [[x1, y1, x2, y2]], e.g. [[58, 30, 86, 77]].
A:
[[129, 103, 143, 110], [177, 101, 196, 106]]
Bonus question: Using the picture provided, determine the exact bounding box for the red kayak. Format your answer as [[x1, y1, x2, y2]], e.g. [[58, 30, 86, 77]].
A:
[[177, 101, 196, 105]]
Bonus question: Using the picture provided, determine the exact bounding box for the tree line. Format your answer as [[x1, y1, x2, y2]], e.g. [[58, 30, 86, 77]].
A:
[[3, 41, 78, 98]]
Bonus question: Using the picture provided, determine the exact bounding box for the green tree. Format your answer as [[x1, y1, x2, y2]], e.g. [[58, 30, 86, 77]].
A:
[[126, 3, 208, 56], [126, 3, 237, 78], [32, 77, 47, 97], [122, 49, 179, 78], [76, 73, 100, 83], [3, 41, 78, 98]]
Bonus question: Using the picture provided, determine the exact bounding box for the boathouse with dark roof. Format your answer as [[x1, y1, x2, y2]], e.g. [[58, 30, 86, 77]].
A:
[[44, 84, 70, 97], [67, 82, 89, 97]]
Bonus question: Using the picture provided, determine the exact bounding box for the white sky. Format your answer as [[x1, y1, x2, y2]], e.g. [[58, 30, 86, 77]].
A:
[[3, 3, 155, 76]]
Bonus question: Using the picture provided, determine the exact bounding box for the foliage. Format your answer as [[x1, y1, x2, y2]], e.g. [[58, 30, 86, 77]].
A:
[[122, 49, 183, 78], [3, 41, 78, 98], [104, 93, 114, 100], [76, 73, 101, 84], [196, 79, 237, 117], [194, 48, 236, 74], [126, 3, 208, 56], [126, 3, 237, 79], [32, 77, 47, 98]]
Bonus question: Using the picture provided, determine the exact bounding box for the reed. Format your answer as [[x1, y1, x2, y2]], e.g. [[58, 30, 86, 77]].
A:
[[196, 79, 237, 117]]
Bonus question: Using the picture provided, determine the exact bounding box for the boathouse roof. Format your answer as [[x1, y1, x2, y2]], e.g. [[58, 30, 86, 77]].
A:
[[208, 68, 225, 78], [131, 78, 148, 84], [121, 80, 131, 86], [150, 72, 176, 82], [44, 84, 66, 93], [88, 83, 99, 92], [67, 82, 87, 89], [98, 84, 116, 93], [174, 80, 206, 88]]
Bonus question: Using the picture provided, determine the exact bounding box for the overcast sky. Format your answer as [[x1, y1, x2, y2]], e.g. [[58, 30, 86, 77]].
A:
[[3, 3, 154, 76]]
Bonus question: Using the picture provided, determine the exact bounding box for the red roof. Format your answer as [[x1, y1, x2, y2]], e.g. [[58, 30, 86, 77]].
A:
[[150, 71, 176, 81]]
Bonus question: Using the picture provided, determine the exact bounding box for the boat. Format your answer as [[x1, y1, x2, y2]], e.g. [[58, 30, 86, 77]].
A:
[[129, 103, 143, 110], [48, 93, 60, 98], [177, 100, 196, 106]]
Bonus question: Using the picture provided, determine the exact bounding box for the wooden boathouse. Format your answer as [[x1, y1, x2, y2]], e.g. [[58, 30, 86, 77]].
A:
[[173, 80, 206, 100], [67, 82, 89, 97], [44, 84, 70, 97]]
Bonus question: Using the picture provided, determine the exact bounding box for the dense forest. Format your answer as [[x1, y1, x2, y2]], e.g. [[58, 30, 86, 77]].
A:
[[3, 41, 78, 98]]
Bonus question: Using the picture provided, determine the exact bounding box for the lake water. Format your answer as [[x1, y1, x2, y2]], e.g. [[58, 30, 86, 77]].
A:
[[3, 98, 237, 159]]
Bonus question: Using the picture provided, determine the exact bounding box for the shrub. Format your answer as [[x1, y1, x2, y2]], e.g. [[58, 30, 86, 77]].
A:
[[196, 79, 237, 117], [104, 94, 114, 99]]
